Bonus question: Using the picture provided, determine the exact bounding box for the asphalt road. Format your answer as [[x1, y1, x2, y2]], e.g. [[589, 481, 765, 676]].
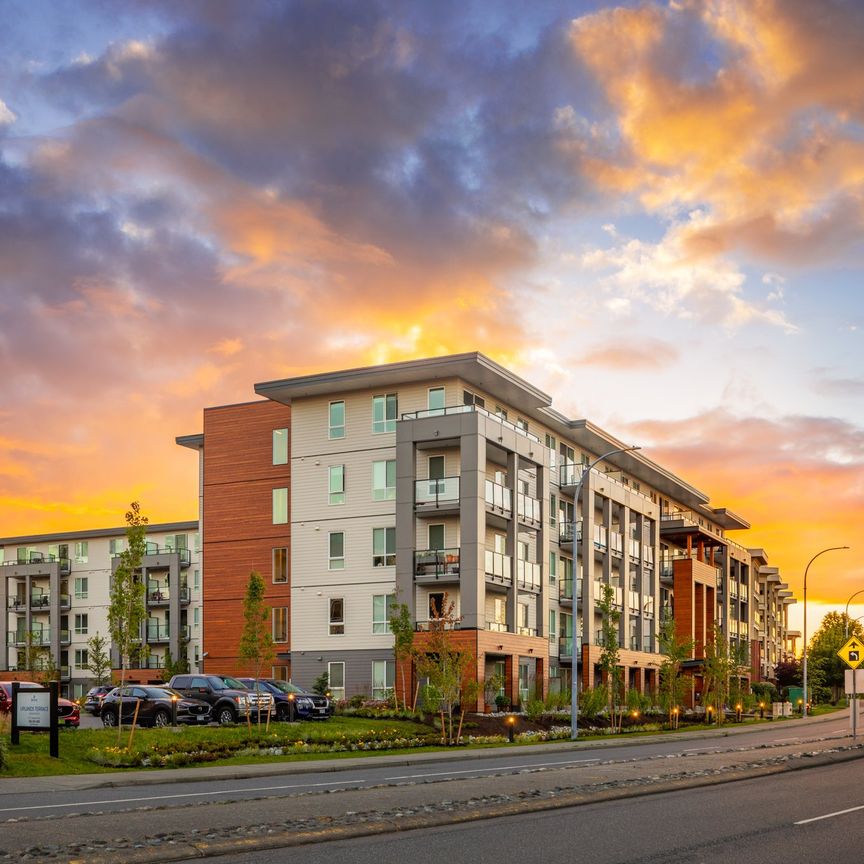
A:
[[221, 755, 864, 864]]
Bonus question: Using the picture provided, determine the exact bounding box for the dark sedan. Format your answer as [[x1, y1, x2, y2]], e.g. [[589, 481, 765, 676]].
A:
[[100, 685, 211, 727], [83, 685, 114, 716], [237, 678, 332, 721]]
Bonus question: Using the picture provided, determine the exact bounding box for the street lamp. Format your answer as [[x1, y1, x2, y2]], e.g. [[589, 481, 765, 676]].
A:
[[802, 546, 850, 717], [844, 589, 864, 639], [570, 444, 642, 740]]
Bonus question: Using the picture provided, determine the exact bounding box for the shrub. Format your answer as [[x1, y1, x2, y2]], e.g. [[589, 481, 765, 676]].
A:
[[0, 735, 7, 772], [578, 686, 607, 719], [524, 699, 546, 721]]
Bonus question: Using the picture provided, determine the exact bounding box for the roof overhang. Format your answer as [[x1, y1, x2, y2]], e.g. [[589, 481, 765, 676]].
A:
[[707, 508, 750, 530], [176, 433, 204, 451]]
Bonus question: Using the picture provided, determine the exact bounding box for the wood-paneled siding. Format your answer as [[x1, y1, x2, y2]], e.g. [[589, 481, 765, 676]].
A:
[[202, 400, 291, 675]]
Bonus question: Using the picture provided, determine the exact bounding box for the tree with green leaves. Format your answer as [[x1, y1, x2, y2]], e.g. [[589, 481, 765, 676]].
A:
[[414, 594, 474, 744], [389, 600, 414, 711], [162, 647, 190, 679], [808, 611, 863, 700], [107, 501, 149, 735], [238, 570, 275, 731], [702, 629, 749, 724], [83, 633, 112, 686], [658, 613, 694, 727], [596, 584, 623, 731]]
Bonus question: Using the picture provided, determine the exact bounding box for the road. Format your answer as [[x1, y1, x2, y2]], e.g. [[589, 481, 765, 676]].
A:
[[226, 756, 864, 864]]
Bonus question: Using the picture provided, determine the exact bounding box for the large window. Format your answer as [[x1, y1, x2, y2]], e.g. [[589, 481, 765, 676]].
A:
[[372, 527, 395, 567], [372, 394, 397, 434], [427, 387, 445, 415], [74, 577, 89, 600], [329, 465, 345, 505], [328, 661, 345, 701], [273, 547, 288, 583], [329, 532, 345, 569], [272, 428, 289, 464], [74, 542, 89, 564], [329, 598, 344, 635], [372, 459, 396, 501], [372, 660, 395, 700], [463, 389, 485, 408], [74, 613, 89, 636], [109, 538, 126, 556], [329, 401, 345, 439], [428, 524, 445, 550], [372, 593, 395, 634], [272, 487, 289, 524], [74, 648, 88, 668], [272, 607, 288, 643]]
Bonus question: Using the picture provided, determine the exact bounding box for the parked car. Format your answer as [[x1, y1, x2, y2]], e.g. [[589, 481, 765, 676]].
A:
[[0, 681, 81, 727], [83, 685, 115, 716], [167, 674, 273, 725], [100, 686, 211, 727], [237, 678, 332, 721]]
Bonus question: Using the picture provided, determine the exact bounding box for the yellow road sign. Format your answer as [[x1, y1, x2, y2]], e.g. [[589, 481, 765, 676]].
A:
[[838, 636, 864, 669]]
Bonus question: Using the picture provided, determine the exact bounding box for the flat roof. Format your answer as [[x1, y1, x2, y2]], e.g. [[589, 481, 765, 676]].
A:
[[0, 520, 198, 546]]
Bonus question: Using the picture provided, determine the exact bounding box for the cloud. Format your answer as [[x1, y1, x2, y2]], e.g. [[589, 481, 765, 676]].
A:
[[577, 338, 679, 370], [0, 99, 15, 125]]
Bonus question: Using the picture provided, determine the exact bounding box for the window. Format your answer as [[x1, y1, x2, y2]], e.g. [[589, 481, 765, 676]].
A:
[[550, 493, 557, 527], [273, 428, 289, 464], [328, 661, 345, 700], [517, 540, 529, 561], [429, 591, 445, 620], [372, 660, 395, 700], [74, 613, 88, 636], [74, 648, 88, 668], [74, 577, 88, 600], [194, 607, 201, 626], [272, 607, 288, 643], [272, 547, 288, 583], [428, 455, 445, 480], [273, 487, 289, 523], [329, 598, 344, 635], [329, 465, 345, 505], [372, 394, 397, 433], [372, 459, 396, 501], [165, 534, 188, 552], [372, 527, 395, 566], [194, 569, 201, 590], [495, 405, 508, 420], [549, 610, 557, 644], [328, 401, 345, 439], [548, 552, 557, 584], [516, 417, 528, 432], [372, 593, 395, 634], [109, 538, 125, 556], [271, 666, 289, 682], [463, 389, 485, 408], [329, 532, 345, 569], [428, 524, 445, 551], [74, 542, 89, 564], [493, 597, 506, 625], [427, 387, 445, 415]]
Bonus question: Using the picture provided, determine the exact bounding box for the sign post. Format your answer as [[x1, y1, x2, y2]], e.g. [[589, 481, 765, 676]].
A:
[[10, 681, 59, 758], [837, 636, 864, 740]]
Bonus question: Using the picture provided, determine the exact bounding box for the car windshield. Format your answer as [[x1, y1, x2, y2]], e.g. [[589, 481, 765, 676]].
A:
[[143, 687, 181, 699], [220, 676, 248, 690], [271, 681, 305, 695]]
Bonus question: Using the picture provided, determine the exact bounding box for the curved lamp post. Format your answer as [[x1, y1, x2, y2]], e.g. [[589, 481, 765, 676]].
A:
[[844, 589, 864, 639], [802, 546, 850, 717], [570, 445, 641, 740]]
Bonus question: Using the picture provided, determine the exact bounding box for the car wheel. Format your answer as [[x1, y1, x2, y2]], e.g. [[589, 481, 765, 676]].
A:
[[276, 705, 290, 722], [217, 705, 236, 725], [153, 710, 170, 728], [102, 710, 117, 727]]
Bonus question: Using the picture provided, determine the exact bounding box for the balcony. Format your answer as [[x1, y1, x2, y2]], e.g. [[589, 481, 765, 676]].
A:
[[59, 594, 71, 609], [400, 402, 541, 443], [180, 624, 191, 641], [146, 623, 170, 642], [414, 548, 460, 581], [179, 585, 191, 604], [516, 493, 541, 527], [8, 630, 50, 647], [516, 559, 541, 592], [558, 636, 573, 659], [484, 479, 512, 516], [148, 588, 170, 606], [7, 597, 26, 612], [415, 619, 461, 632], [486, 620, 510, 633], [559, 578, 575, 606], [60, 629, 71, 645], [415, 477, 460, 514], [30, 593, 50, 609], [610, 532, 624, 557], [517, 626, 538, 637], [59, 665, 71, 681], [131, 655, 164, 670], [484, 550, 512, 586]]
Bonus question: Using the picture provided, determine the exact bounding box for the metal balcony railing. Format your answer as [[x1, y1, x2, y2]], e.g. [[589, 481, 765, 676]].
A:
[[401, 403, 541, 443], [414, 548, 460, 578]]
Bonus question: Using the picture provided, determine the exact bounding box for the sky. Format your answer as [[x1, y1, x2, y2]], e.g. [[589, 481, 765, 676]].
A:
[[0, 0, 862, 637]]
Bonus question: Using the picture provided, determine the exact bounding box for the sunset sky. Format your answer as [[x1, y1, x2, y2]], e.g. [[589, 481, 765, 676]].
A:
[[1, 0, 861, 635]]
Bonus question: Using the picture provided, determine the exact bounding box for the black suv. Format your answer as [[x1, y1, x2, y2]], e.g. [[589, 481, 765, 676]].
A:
[[167, 674, 273, 725], [238, 678, 332, 721]]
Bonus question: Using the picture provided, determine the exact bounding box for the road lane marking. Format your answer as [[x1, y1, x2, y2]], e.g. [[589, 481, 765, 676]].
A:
[[386, 759, 600, 780], [0, 779, 362, 814], [795, 804, 864, 825]]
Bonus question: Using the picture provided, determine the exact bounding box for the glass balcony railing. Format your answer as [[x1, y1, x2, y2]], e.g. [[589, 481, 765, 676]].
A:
[[401, 403, 541, 443], [486, 620, 509, 633], [414, 548, 461, 578], [559, 636, 573, 657], [415, 477, 460, 508], [146, 623, 170, 642], [30, 593, 50, 609], [148, 588, 170, 604], [516, 493, 541, 524], [516, 559, 541, 591], [484, 550, 512, 584], [517, 626, 537, 637], [484, 479, 512, 514]]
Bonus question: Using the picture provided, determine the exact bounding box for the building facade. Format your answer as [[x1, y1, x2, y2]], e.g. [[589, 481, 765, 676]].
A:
[[0, 521, 202, 698]]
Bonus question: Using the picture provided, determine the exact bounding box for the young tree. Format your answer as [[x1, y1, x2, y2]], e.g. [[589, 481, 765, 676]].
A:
[[389, 600, 415, 711], [658, 613, 694, 727], [83, 633, 112, 686], [414, 595, 474, 744], [808, 612, 863, 700], [702, 629, 748, 724], [107, 501, 149, 736], [596, 584, 623, 731], [238, 570, 275, 732]]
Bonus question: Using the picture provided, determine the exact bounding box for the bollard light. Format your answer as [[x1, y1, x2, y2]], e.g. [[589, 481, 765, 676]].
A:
[[506, 714, 516, 743]]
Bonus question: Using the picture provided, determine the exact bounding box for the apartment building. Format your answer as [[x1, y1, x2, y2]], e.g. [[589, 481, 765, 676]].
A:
[[0, 521, 202, 698], [177, 399, 292, 678], [749, 548, 799, 681], [205, 352, 771, 708]]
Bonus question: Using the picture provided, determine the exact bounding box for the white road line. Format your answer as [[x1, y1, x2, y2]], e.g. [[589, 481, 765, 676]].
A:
[[795, 804, 864, 825], [0, 779, 360, 814], [386, 759, 600, 781]]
